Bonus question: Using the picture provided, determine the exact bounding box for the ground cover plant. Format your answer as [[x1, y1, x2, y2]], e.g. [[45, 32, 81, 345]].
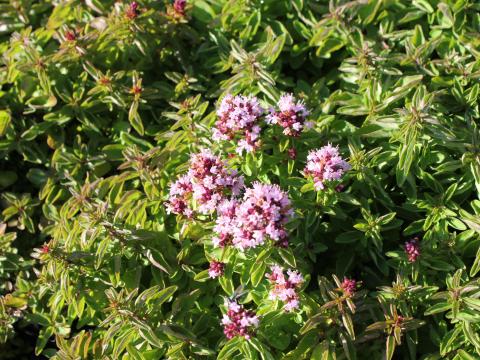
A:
[[1, 0, 480, 358]]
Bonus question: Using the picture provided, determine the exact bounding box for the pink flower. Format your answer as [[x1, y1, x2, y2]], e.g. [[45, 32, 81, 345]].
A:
[[267, 265, 304, 311], [64, 30, 76, 42], [173, 0, 186, 16], [219, 182, 293, 250], [165, 175, 193, 217], [341, 277, 357, 296], [266, 94, 311, 137], [221, 301, 258, 339], [125, 2, 139, 19], [287, 147, 297, 160], [214, 95, 264, 154], [304, 144, 351, 190], [212, 183, 293, 250], [212, 199, 238, 247], [208, 261, 225, 278], [404, 237, 420, 263], [165, 150, 244, 217]]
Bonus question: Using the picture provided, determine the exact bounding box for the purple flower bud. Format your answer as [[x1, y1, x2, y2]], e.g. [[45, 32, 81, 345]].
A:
[[335, 184, 346, 192], [208, 261, 225, 278], [65, 30, 76, 42], [404, 237, 420, 263], [341, 277, 357, 296], [173, 0, 186, 16], [287, 147, 297, 160], [126, 2, 139, 19]]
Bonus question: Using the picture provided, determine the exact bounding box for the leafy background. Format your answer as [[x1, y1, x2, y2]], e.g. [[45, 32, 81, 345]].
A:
[[1, 0, 480, 359]]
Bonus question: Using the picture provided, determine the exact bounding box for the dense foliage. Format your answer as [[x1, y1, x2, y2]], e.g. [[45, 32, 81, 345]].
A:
[[2, 0, 480, 358]]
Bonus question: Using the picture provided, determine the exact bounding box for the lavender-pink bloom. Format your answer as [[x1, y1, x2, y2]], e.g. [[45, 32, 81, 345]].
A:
[[267, 265, 304, 311], [212, 199, 238, 248], [212, 183, 293, 250], [304, 144, 351, 190], [208, 261, 225, 278], [165, 150, 244, 217], [233, 182, 293, 250], [266, 94, 311, 137], [213, 94, 264, 154], [165, 175, 193, 217], [221, 300, 259, 339]]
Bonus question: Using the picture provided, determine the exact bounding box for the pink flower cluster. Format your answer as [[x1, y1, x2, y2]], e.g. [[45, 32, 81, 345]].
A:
[[341, 277, 357, 296], [208, 261, 225, 278], [212, 199, 238, 247], [221, 301, 259, 339], [304, 144, 351, 190], [266, 94, 311, 137], [213, 183, 293, 250], [213, 94, 264, 154], [404, 237, 420, 262], [267, 265, 304, 311], [165, 150, 244, 217]]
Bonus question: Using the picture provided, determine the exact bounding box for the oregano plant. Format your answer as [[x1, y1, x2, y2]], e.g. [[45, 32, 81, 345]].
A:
[[1, 0, 480, 359]]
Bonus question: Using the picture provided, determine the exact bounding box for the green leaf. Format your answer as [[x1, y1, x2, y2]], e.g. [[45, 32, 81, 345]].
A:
[[278, 248, 296, 268], [192, 0, 216, 23], [457, 349, 476, 360], [4, 295, 27, 308], [386, 335, 396, 360], [424, 302, 452, 315], [194, 269, 210, 282], [136, 285, 177, 307], [413, 0, 434, 13], [262, 32, 286, 65], [0, 110, 11, 136], [27, 95, 57, 109], [335, 233, 359, 247], [218, 337, 242, 360], [342, 313, 355, 339], [0, 171, 17, 188], [129, 100, 144, 135], [463, 298, 480, 312], [248, 338, 275, 360], [311, 341, 335, 360], [440, 326, 462, 356], [470, 246, 480, 277], [26, 169, 48, 187], [219, 275, 234, 296], [35, 326, 54, 356], [251, 261, 266, 287], [138, 327, 164, 349], [377, 212, 396, 226], [462, 322, 480, 351], [397, 141, 415, 186]]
